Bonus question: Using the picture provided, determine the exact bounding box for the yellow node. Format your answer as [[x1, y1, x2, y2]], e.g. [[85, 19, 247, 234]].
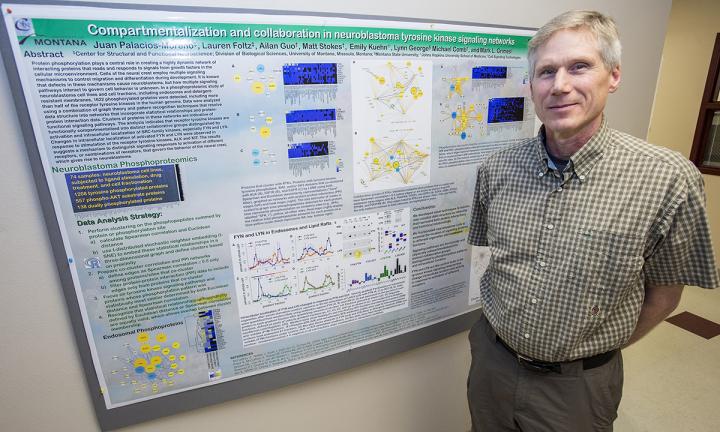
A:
[[171, 363, 178, 370], [369, 137, 375, 143], [353, 250, 362, 259], [265, 116, 273, 125], [137, 332, 149, 343], [140, 344, 151, 354], [151, 356, 162, 366], [162, 348, 171, 356], [392, 161, 400, 169], [410, 87, 418, 96], [178, 369, 185, 375], [469, 104, 476, 111], [133, 358, 147, 368], [406, 61, 411, 66], [385, 162, 391, 168], [476, 114, 483, 121], [251, 82, 264, 94], [233, 74, 241, 82], [268, 81, 277, 91], [145, 365, 156, 373], [378, 77, 386, 85], [169, 355, 176, 361], [260, 127, 271, 138], [168, 372, 175, 377], [373, 157, 380, 164], [179, 355, 187, 361], [172, 342, 180, 349], [363, 151, 369, 157], [156, 333, 167, 343], [152, 345, 161, 352], [395, 82, 404, 89]]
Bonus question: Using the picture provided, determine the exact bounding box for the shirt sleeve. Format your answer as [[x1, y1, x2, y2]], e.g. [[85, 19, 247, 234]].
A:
[[643, 165, 719, 288], [467, 163, 490, 246]]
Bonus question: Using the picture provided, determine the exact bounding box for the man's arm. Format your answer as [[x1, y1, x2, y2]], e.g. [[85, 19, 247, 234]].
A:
[[623, 283, 684, 347]]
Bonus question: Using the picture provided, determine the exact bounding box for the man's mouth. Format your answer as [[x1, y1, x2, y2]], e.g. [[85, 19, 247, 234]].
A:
[[548, 103, 577, 110]]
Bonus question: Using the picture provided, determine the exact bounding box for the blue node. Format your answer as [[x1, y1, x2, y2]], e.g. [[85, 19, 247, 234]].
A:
[[461, 132, 467, 140], [395, 168, 400, 172], [389, 155, 395, 160], [251, 148, 260, 157], [147, 373, 157, 380], [252, 159, 261, 167], [256, 64, 265, 72], [450, 84, 456, 92], [135, 367, 145, 374], [451, 112, 457, 119]]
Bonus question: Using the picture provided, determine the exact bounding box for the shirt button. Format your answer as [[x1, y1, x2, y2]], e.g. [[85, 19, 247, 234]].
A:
[[538, 172, 544, 177], [531, 298, 538, 304], [557, 187, 563, 192], [546, 224, 554, 230], [538, 261, 547, 268], [579, 175, 586, 181], [523, 333, 530, 339]]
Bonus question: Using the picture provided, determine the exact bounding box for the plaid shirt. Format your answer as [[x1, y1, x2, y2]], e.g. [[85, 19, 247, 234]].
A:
[[468, 119, 719, 362]]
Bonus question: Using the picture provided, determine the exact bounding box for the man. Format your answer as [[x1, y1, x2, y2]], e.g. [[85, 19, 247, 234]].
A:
[[467, 10, 719, 432]]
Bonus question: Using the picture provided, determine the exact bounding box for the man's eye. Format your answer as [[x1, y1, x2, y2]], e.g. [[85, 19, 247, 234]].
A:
[[571, 63, 589, 71], [538, 68, 554, 77]]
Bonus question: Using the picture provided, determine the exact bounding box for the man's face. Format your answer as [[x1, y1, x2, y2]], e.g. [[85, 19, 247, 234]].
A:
[[530, 28, 621, 141]]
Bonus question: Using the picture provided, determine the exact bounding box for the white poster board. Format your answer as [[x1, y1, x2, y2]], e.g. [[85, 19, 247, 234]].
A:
[[0, 1, 534, 428]]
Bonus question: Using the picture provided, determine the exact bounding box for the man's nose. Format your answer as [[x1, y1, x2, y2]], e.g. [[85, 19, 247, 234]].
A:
[[551, 69, 572, 94]]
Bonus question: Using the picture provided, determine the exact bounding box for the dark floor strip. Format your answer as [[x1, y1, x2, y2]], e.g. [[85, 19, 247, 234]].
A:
[[665, 311, 720, 339]]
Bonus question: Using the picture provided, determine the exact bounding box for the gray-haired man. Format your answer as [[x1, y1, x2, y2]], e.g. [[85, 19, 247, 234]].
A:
[[467, 10, 719, 431]]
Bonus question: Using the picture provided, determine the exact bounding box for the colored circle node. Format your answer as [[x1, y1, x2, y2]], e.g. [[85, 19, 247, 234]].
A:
[[169, 355, 176, 361], [137, 332, 149, 343], [156, 333, 167, 343], [134, 367, 145, 374], [133, 358, 148, 368], [256, 64, 265, 72], [140, 344, 151, 354], [152, 345, 161, 352], [151, 356, 163, 366], [179, 355, 187, 361], [147, 373, 157, 380], [267, 81, 277, 91], [145, 365, 156, 373], [233, 74, 242, 82], [259, 127, 271, 138], [251, 82, 265, 94], [162, 348, 171, 356], [393, 161, 400, 169], [172, 342, 181, 349], [265, 116, 273, 125], [378, 77, 386, 85], [168, 372, 175, 377], [170, 363, 178, 370], [178, 369, 185, 375]]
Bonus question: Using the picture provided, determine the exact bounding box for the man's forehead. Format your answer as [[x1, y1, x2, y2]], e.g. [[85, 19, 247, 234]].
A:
[[534, 28, 601, 63]]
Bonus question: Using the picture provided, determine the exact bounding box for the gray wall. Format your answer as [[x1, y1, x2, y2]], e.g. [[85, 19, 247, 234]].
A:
[[0, 1, 671, 430]]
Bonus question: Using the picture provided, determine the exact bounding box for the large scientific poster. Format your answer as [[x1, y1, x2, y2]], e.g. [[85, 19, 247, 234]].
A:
[[1, 1, 535, 427]]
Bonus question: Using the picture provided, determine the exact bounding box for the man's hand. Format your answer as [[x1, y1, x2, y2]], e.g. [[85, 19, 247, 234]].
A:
[[623, 284, 684, 347]]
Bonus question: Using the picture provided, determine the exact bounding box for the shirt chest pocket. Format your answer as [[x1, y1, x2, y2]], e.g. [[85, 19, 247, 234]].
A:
[[570, 228, 645, 318]]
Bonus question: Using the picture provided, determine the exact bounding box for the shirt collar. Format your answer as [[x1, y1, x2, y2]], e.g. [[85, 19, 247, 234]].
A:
[[531, 117, 610, 182]]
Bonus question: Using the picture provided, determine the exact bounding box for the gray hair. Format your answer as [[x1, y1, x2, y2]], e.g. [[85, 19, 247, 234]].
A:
[[528, 10, 622, 77]]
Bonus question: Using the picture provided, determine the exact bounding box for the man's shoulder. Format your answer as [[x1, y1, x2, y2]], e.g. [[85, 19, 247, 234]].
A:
[[609, 129, 700, 181]]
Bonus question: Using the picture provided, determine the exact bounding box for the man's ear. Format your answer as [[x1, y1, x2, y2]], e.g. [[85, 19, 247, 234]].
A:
[[608, 65, 621, 93]]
